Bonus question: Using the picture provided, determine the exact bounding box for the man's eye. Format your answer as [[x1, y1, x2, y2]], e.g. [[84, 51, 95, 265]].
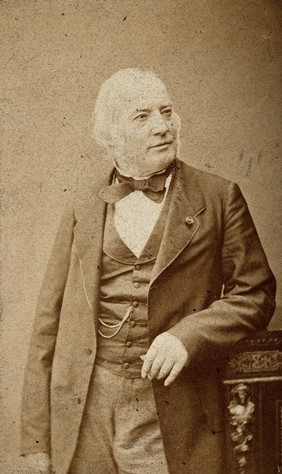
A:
[[134, 114, 147, 121], [162, 109, 172, 117]]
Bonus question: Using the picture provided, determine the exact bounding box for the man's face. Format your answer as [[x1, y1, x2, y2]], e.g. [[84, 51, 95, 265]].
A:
[[111, 79, 179, 177]]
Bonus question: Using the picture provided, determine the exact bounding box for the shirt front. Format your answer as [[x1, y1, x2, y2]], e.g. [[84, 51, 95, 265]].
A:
[[114, 174, 172, 257]]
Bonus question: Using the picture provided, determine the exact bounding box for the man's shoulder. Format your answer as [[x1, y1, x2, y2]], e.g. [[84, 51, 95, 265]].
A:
[[177, 159, 233, 195], [71, 154, 113, 206]]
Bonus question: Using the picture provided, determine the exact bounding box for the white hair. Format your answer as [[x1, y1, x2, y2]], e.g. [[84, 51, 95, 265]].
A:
[[92, 68, 181, 150]]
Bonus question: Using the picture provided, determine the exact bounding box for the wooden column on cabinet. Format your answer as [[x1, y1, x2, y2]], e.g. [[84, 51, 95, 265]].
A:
[[223, 330, 282, 474]]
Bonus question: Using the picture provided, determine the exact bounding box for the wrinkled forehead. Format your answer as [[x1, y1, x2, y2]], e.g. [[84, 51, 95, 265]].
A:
[[113, 76, 171, 117]]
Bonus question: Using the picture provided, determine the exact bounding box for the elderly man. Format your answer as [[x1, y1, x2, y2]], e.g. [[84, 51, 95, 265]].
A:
[[21, 68, 276, 474]]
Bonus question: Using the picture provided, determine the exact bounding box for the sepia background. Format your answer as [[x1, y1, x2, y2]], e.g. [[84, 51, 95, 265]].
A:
[[1, 0, 281, 471]]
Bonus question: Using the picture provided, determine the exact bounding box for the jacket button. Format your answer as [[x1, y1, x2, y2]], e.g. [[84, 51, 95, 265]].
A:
[[134, 264, 141, 270], [133, 282, 140, 288], [123, 362, 130, 369], [85, 347, 92, 355], [185, 216, 194, 226], [76, 396, 81, 404], [132, 301, 139, 307], [125, 341, 132, 348]]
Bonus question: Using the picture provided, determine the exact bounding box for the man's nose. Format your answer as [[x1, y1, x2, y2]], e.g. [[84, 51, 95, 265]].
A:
[[151, 113, 169, 135]]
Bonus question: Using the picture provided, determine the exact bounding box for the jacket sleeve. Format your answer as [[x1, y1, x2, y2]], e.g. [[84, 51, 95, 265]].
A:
[[168, 182, 276, 366], [21, 202, 75, 455]]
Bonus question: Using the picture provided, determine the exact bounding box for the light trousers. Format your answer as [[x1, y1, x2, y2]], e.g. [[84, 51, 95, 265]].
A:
[[70, 364, 170, 474]]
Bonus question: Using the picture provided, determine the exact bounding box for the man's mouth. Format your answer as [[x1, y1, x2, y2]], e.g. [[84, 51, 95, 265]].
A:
[[149, 141, 173, 149]]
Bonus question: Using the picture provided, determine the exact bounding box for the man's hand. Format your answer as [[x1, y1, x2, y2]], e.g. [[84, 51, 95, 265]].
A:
[[24, 453, 51, 473], [140, 332, 189, 386]]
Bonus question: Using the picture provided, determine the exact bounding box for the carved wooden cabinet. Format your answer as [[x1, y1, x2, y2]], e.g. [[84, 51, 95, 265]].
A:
[[223, 331, 282, 473]]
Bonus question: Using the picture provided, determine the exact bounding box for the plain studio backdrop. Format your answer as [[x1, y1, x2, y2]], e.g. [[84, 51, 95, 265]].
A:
[[1, 1, 281, 471]]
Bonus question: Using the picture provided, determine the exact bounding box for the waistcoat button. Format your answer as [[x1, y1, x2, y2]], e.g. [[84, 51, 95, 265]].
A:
[[130, 320, 136, 327], [132, 301, 139, 307], [133, 282, 140, 288], [123, 362, 130, 369], [134, 264, 141, 270], [125, 341, 132, 347]]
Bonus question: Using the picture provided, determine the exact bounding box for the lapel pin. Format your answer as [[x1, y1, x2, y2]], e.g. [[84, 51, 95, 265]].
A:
[[185, 216, 194, 226]]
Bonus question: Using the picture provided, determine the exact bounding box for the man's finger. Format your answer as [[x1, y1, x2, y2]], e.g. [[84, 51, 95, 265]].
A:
[[148, 352, 166, 379], [164, 361, 184, 386], [140, 346, 158, 378], [156, 358, 174, 380]]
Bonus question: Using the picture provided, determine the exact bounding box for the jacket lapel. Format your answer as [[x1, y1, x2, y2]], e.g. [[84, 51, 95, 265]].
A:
[[150, 160, 206, 284], [73, 165, 114, 327]]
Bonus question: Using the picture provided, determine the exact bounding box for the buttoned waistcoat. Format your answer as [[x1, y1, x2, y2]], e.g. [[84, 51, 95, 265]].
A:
[[21, 159, 276, 474], [96, 194, 170, 377]]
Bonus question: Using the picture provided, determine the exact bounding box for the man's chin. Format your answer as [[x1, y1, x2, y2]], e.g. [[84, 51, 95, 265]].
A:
[[149, 153, 176, 172]]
